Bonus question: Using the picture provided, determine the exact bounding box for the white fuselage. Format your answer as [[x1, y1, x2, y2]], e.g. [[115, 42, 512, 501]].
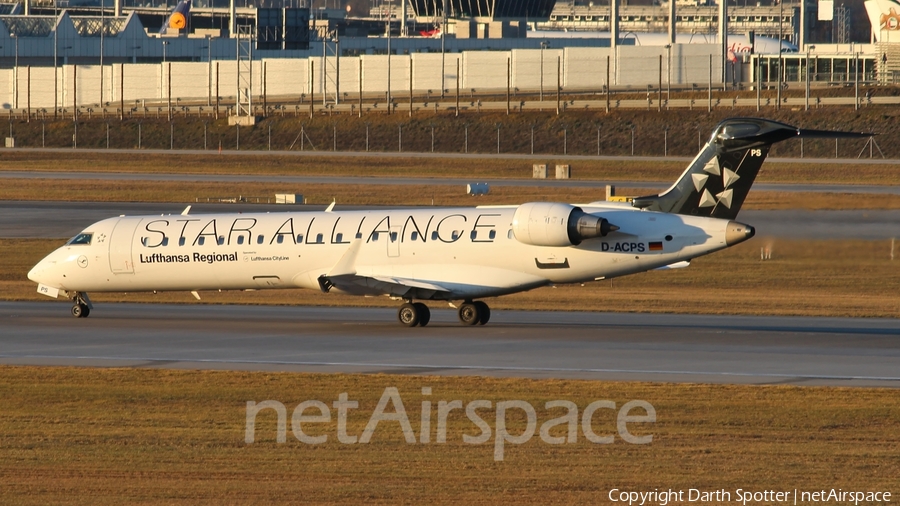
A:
[[28, 202, 737, 301]]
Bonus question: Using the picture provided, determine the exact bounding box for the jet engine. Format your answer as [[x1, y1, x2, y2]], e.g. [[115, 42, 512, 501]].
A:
[[511, 202, 617, 247]]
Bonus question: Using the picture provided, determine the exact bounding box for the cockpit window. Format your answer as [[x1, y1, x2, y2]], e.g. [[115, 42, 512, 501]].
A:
[[68, 233, 93, 245]]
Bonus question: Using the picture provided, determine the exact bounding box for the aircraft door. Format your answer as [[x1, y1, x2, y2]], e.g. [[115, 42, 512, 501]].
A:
[[387, 225, 401, 257], [108, 217, 142, 274]]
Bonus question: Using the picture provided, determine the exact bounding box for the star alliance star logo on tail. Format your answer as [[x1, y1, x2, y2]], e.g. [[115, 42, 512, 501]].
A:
[[691, 158, 740, 209]]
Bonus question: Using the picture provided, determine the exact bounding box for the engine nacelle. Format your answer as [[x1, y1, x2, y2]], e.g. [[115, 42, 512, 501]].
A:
[[511, 202, 616, 247]]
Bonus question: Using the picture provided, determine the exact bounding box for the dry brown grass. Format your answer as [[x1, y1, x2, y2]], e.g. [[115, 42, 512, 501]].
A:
[[0, 366, 897, 504], [5, 238, 900, 318], [2, 150, 900, 185]]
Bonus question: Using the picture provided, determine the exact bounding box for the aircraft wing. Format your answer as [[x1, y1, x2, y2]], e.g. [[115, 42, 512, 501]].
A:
[[320, 272, 450, 298]]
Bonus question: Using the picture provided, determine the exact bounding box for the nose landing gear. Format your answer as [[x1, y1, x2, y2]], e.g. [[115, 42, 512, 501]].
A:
[[70, 292, 93, 318]]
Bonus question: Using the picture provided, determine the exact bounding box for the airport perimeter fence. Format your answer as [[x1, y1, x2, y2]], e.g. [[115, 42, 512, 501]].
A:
[[4, 113, 886, 159]]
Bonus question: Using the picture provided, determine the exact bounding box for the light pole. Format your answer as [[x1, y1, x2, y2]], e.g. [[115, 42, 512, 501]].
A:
[[162, 40, 169, 63], [664, 43, 671, 105], [386, 0, 392, 109], [201, 40, 212, 106], [776, 0, 783, 110], [805, 45, 815, 111], [539, 40, 549, 101], [53, 2, 58, 118]]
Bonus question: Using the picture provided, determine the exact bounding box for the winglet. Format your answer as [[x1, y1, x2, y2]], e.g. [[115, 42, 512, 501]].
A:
[[326, 239, 362, 277], [325, 200, 336, 213], [181, 205, 192, 216]]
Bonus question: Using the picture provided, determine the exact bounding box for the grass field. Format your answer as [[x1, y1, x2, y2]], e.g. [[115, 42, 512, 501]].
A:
[[0, 366, 897, 504], [2, 150, 900, 186], [3, 106, 898, 158], [4, 177, 900, 210], [5, 237, 900, 318]]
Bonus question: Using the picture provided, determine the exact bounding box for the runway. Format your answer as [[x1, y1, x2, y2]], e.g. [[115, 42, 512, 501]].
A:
[[1, 302, 897, 387], [4, 200, 900, 240]]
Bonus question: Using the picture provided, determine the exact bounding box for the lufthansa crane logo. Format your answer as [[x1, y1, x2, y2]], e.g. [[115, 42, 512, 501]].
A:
[[880, 7, 900, 30], [169, 12, 187, 30]]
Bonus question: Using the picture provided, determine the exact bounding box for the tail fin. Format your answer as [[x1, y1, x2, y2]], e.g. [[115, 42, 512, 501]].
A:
[[865, 0, 900, 42], [160, 0, 191, 35], [631, 118, 873, 220]]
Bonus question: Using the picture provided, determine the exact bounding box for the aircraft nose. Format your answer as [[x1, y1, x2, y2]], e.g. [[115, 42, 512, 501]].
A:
[[28, 256, 55, 284]]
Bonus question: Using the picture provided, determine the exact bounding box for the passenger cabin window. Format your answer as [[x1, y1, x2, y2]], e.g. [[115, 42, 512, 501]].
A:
[[507, 229, 514, 239], [277, 235, 284, 244], [371, 232, 380, 241], [179, 237, 186, 246], [68, 233, 92, 245], [217, 236, 225, 246], [296, 234, 304, 243], [410, 232, 418, 241], [335, 233, 344, 242], [257, 235, 264, 245], [316, 233, 324, 243], [390, 232, 398, 242], [237, 236, 245, 245], [197, 237, 206, 246], [431, 231, 439, 241], [489, 230, 496, 240]]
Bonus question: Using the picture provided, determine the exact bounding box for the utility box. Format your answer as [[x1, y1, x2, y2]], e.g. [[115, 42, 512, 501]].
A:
[[275, 193, 302, 204], [555, 164, 570, 179], [606, 185, 616, 201], [466, 183, 490, 196], [532, 164, 547, 179], [5, 137, 14, 148]]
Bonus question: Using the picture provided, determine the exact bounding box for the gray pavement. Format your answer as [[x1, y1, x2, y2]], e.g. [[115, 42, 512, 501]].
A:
[[1, 302, 897, 387]]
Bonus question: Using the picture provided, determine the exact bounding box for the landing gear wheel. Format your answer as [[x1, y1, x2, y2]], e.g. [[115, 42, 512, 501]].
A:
[[413, 303, 431, 327], [458, 302, 480, 326], [71, 303, 89, 318], [398, 303, 419, 327], [474, 301, 490, 325]]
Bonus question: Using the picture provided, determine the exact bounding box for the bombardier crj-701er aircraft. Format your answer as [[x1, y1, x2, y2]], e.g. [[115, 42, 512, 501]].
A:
[[29, 119, 869, 326]]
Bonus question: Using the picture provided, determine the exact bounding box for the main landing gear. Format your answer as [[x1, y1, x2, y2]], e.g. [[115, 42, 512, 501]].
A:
[[398, 302, 431, 327], [70, 292, 92, 318], [458, 300, 490, 326], [396, 300, 492, 327]]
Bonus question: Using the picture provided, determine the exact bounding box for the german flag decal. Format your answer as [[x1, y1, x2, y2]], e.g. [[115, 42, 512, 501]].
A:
[[649, 241, 664, 251]]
